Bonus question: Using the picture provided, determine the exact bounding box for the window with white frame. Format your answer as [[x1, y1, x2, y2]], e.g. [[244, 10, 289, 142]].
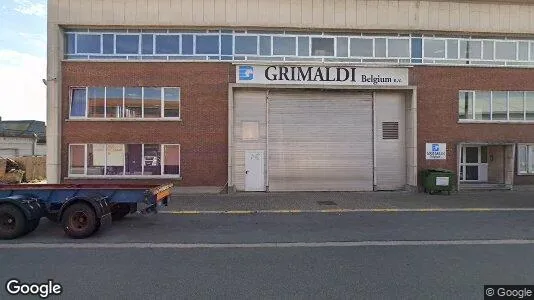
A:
[[70, 89, 87, 117], [155, 35, 180, 54], [459, 91, 534, 121], [235, 36, 258, 55], [388, 38, 410, 57], [76, 34, 101, 54], [88, 87, 105, 118], [143, 88, 162, 118], [69, 87, 180, 119], [64, 29, 534, 66], [68, 144, 85, 175], [311, 37, 334, 56], [518, 144, 534, 175], [68, 144, 180, 177], [424, 39, 446, 58], [116, 35, 139, 54]]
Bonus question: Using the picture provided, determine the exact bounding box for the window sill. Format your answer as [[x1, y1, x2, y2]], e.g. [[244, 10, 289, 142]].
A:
[[458, 120, 534, 124], [66, 118, 182, 122], [517, 173, 534, 176], [65, 175, 182, 180]]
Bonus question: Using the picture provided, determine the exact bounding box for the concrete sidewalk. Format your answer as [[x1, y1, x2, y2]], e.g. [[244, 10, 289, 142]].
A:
[[164, 190, 534, 213]]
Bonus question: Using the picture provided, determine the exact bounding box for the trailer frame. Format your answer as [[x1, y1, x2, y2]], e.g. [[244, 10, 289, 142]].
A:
[[0, 183, 173, 239]]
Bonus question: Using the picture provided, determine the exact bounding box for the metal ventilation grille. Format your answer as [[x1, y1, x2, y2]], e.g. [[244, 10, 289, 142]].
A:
[[382, 122, 399, 140]]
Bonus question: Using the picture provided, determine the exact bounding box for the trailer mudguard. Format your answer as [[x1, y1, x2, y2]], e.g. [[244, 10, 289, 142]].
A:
[[0, 196, 44, 221], [58, 196, 112, 222]]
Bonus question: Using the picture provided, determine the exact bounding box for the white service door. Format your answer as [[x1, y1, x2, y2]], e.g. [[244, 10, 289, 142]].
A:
[[460, 146, 488, 182], [374, 92, 406, 190], [245, 150, 265, 191]]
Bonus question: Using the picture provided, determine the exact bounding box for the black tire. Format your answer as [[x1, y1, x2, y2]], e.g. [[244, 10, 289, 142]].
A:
[[111, 203, 131, 221], [25, 218, 40, 234], [0, 204, 27, 240], [62, 203, 97, 239]]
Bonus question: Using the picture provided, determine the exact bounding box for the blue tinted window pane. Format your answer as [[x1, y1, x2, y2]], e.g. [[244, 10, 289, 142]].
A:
[[66, 33, 75, 54], [196, 35, 219, 54], [411, 38, 422, 59], [124, 88, 142, 118], [235, 36, 257, 55], [143, 87, 162, 118], [259, 36, 271, 55], [142, 34, 153, 54], [77, 34, 101, 53], [182, 35, 193, 54], [221, 35, 232, 55], [116, 35, 139, 54], [155, 35, 180, 54], [298, 37, 309, 56], [103, 34, 114, 54], [273, 37, 296, 55], [70, 89, 86, 117]]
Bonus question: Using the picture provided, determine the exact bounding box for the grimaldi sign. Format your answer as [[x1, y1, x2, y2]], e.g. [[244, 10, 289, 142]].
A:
[[237, 65, 408, 86]]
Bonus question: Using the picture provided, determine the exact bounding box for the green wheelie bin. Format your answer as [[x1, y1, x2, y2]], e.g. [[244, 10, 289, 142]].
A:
[[421, 168, 455, 195]]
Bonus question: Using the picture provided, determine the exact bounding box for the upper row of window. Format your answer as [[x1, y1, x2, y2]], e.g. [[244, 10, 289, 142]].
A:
[[459, 91, 534, 121], [64, 29, 534, 66], [65, 32, 410, 58]]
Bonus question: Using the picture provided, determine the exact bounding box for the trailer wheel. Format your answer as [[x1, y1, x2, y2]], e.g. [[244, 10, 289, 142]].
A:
[[62, 203, 97, 239], [0, 204, 27, 240], [111, 204, 131, 221], [25, 218, 40, 234]]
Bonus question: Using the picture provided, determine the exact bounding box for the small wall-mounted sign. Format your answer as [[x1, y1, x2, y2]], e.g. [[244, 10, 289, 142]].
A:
[[426, 143, 446, 160]]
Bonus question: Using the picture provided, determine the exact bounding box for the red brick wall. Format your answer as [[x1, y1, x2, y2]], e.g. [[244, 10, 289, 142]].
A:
[[61, 63, 534, 188], [61, 62, 233, 187], [411, 66, 534, 185]]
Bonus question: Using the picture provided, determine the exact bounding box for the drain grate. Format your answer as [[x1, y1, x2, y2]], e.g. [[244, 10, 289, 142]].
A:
[[317, 200, 337, 206]]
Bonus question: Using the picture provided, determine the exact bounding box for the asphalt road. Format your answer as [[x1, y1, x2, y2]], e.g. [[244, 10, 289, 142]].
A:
[[1, 211, 534, 299]]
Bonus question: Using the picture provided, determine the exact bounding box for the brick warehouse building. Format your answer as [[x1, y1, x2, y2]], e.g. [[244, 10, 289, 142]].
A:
[[46, 0, 534, 192]]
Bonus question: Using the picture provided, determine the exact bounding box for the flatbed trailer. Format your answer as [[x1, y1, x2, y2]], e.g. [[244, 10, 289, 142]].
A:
[[0, 183, 173, 239]]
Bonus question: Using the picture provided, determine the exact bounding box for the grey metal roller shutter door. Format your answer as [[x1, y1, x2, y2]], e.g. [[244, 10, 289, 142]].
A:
[[268, 90, 373, 191]]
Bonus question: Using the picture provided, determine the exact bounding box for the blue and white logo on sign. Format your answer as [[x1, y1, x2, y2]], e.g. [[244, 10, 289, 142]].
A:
[[426, 143, 446, 160], [239, 66, 254, 81]]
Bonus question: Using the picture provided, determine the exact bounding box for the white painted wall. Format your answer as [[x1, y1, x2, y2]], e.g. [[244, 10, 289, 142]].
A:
[[35, 144, 47, 156], [0, 137, 37, 158]]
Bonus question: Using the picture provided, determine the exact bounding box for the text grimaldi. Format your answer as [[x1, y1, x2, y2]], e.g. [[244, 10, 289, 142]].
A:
[[264, 65, 395, 85]]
